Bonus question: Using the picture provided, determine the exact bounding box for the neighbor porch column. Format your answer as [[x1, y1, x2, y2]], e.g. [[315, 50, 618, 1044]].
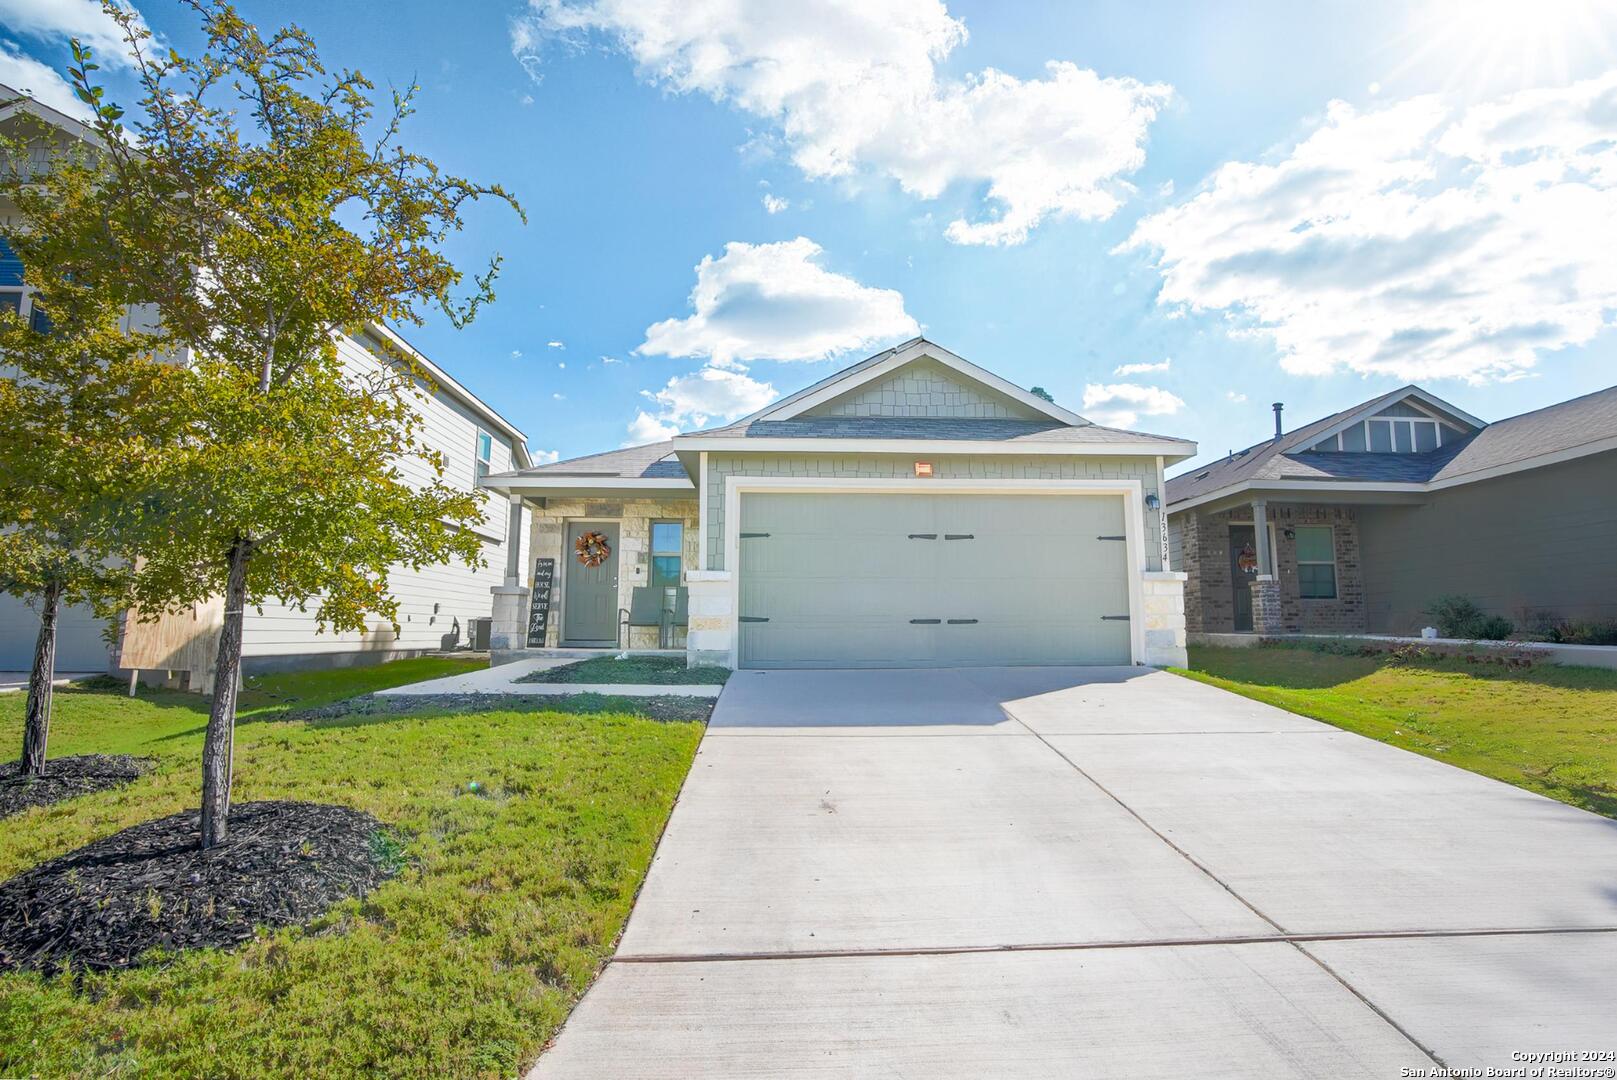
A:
[[1249, 499, 1282, 635], [489, 493, 530, 664]]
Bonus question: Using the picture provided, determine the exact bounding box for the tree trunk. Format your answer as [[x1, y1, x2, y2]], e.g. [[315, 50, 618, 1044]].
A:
[[200, 535, 251, 849], [21, 579, 63, 777]]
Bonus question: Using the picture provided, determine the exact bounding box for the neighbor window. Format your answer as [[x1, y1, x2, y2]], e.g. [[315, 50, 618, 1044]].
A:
[[650, 521, 683, 587], [1, 236, 26, 320], [474, 430, 493, 482], [1295, 525, 1337, 599]]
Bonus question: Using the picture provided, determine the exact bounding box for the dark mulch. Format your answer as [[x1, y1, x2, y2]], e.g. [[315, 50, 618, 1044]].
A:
[[0, 754, 152, 819], [516, 654, 733, 686], [293, 691, 715, 724], [0, 800, 396, 974]]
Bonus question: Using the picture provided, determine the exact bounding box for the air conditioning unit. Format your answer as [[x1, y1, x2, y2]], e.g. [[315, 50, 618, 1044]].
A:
[[470, 617, 492, 651]]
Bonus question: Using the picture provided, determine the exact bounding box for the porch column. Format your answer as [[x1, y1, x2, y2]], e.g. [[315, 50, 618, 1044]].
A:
[[489, 494, 530, 663], [1249, 499, 1282, 634]]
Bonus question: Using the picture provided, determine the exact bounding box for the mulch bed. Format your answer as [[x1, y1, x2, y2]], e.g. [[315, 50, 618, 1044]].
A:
[[0, 801, 396, 974], [294, 692, 715, 724], [0, 755, 152, 819]]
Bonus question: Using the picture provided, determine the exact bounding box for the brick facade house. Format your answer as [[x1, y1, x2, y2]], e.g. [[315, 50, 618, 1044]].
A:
[[1168, 385, 1617, 637]]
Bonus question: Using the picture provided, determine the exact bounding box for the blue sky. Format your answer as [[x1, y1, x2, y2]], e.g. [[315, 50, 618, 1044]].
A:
[[5, 0, 1617, 472]]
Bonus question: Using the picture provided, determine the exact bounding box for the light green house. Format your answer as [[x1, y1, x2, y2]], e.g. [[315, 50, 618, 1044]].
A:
[[482, 338, 1197, 670]]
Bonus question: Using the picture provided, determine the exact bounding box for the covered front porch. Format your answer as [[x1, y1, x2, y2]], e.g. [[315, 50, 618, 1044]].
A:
[[478, 443, 702, 665], [1176, 492, 1422, 636]]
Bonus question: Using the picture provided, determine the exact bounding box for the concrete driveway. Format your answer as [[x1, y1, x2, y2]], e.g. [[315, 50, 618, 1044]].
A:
[[532, 667, 1617, 1078]]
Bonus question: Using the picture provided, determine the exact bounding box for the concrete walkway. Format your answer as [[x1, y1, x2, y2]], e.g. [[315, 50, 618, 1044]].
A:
[[374, 656, 724, 698], [0, 671, 101, 694], [531, 667, 1617, 1078]]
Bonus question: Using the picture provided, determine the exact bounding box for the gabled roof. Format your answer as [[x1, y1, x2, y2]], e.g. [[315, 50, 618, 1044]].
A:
[[482, 441, 694, 495], [729, 337, 1090, 428], [1166, 382, 1617, 512]]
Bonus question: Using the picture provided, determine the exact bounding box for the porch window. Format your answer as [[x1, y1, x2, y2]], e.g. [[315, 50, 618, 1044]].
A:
[[1295, 525, 1337, 599], [474, 430, 493, 482], [650, 521, 683, 587]]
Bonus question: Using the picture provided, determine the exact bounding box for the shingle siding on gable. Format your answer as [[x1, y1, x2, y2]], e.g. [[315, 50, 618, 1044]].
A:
[[803, 359, 1043, 420], [703, 452, 1163, 573]]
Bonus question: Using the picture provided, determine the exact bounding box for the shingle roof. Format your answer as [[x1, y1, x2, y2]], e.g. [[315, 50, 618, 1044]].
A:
[[486, 440, 686, 481], [680, 416, 1191, 445], [1166, 383, 1617, 508], [1431, 384, 1617, 483]]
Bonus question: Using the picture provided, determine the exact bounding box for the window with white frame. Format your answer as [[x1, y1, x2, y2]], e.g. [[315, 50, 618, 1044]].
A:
[[1294, 525, 1337, 599], [1310, 400, 1460, 453], [650, 520, 683, 587], [474, 430, 493, 482]]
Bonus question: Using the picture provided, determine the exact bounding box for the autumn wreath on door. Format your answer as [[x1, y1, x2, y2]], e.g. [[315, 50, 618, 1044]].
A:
[[574, 530, 612, 567]]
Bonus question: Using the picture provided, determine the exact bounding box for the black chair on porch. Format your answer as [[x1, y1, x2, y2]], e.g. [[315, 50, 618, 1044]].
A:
[[619, 585, 689, 649]]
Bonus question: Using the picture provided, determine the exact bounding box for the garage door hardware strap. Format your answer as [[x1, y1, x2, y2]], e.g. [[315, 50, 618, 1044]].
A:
[[1101, 615, 1131, 621], [947, 619, 978, 624], [909, 618, 942, 624], [740, 532, 770, 539], [944, 533, 974, 540], [1096, 534, 1127, 541], [907, 533, 937, 540], [738, 616, 769, 623]]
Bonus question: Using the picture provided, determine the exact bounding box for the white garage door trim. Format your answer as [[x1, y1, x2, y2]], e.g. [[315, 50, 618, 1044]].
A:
[[722, 476, 1146, 670]]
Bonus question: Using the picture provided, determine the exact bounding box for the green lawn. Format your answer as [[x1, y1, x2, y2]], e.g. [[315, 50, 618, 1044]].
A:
[[0, 659, 704, 1079], [1178, 645, 1617, 818], [520, 654, 732, 686]]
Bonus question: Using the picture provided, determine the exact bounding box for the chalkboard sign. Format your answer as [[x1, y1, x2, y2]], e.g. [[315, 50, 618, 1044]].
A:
[[526, 558, 555, 646]]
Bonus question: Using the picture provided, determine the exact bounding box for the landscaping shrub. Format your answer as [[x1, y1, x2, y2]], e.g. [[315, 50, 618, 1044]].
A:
[[1549, 619, 1617, 647], [1424, 595, 1514, 640]]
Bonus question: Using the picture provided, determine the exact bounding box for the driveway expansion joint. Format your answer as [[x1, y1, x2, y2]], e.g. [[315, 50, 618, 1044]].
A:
[[609, 925, 1617, 966]]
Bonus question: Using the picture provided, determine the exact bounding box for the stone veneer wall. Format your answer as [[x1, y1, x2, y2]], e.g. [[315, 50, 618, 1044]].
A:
[[527, 497, 700, 649], [1176, 503, 1365, 634], [702, 452, 1164, 572]]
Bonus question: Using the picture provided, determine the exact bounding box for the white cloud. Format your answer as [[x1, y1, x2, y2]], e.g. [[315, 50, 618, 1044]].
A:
[[624, 363, 778, 446], [552, 392, 565, 400], [509, 348, 523, 359], [1113, 358, 1170, 376], [625, 411, 680, 444], [557, 361, 566, 369], [639, 237, 918, 365], [547, 340, 565, 348], [0, 41, 88, 119], [532, 448, 561, 464], [0, 0, 148, 68], [514, 1, 1170, 245], [762, 193, 789, 214], [1226, 391, 1248, 403], [600, 355, 621, 364], [1124, 74, 1617, 384], [1081, 382, 1186, 429]]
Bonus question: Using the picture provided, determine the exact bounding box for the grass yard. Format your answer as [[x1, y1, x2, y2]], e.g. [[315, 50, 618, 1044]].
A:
[[1179, 645, 1617, 818], [520, 653, 732, 686], [0, 658, 704, 1079]]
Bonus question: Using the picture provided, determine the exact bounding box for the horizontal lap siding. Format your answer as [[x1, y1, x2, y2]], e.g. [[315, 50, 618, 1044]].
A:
[[238, 336, 522, 659], [1359, 450, 1617, 633], [704, 452, 1162, 572]]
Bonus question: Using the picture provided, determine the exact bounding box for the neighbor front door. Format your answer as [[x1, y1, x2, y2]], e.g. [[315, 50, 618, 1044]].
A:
[[563, 522, 620, 646], [1229, 524, 1255, 632]]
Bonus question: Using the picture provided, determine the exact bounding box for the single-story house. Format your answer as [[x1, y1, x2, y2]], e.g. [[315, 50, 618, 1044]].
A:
[[1165, 383, 1617, 636], [481, 338, 1197, 669], [1, 85, 532, 684]]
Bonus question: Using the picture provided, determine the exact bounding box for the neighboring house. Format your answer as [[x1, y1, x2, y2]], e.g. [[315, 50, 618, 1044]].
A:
[[0, 86, 530, 681], [1165, 384, 1617, 637], [482, 338, 1197, 669]]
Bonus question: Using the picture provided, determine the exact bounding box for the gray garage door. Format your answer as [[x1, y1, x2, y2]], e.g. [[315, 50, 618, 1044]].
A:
[[737, 492, 1132, 669]]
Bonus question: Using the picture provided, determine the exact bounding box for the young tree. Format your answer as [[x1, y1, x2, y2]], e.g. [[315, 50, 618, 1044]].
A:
[[69, 2, 522, 847], [0, 103, 178, 776]]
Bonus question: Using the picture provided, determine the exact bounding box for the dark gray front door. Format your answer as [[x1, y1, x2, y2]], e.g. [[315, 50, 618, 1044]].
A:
[[1229, 525, 1255, 632], [563, 522, 620, 645]]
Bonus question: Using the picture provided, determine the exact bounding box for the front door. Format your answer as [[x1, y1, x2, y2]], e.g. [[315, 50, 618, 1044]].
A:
[[1229, 524, 1256, 631], [563, 522, 620, 646]]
